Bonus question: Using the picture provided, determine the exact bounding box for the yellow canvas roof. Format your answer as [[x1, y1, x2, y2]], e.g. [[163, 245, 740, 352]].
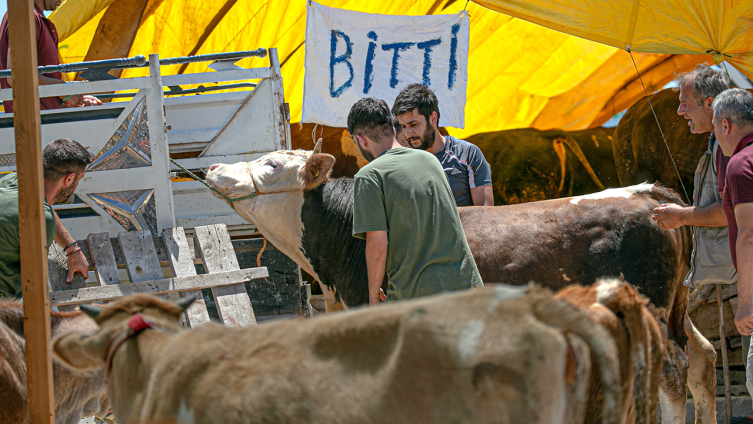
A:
[[50, 0, 715, 138]]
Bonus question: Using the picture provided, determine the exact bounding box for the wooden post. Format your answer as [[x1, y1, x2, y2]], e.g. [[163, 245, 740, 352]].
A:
[[716, 284, 732, 424], [7, 0, 55, 423]]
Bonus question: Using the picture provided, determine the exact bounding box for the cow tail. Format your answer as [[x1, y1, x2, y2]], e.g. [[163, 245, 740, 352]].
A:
[[531, 291, 621, 424], [666, 225, 691, 350], [596, 280, 663, 424]]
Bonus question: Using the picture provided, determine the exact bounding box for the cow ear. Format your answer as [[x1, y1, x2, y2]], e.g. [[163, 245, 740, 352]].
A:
[[313, 139, 322, 155], [301, 153, 335, 189], [52, 331, 110, 371]]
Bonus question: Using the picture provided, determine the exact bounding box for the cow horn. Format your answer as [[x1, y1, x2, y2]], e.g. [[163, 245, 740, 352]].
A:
[[176, 295, 197, 311], [79, 303, 102, 319], [313, 139, 322, 155]]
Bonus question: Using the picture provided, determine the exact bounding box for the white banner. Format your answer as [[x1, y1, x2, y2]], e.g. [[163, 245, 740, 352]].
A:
[[302, 2, 469, 128]]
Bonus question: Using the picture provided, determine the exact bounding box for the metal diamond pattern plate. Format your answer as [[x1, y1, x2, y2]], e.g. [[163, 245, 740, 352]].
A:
[[89, 189, 157, 234], [89, 98, 151, 171]]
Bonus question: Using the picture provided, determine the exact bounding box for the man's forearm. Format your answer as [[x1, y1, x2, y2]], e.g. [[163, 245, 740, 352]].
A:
[[365, 232, 388, 305], [684, 201, 727, 227], [471, 185, 494, 206], [737, 231, 753, 310], [53, 211, 75, 248]]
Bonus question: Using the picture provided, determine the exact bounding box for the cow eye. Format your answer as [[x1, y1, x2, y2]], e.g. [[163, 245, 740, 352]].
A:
[[266, 160, 277, 169]]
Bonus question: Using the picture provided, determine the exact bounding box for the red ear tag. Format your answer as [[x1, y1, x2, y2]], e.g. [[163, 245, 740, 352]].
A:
[[127, 314, 153, 334]]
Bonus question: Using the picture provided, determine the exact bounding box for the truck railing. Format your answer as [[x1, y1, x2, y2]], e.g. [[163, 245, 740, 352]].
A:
[[0, 48, 290, 239]]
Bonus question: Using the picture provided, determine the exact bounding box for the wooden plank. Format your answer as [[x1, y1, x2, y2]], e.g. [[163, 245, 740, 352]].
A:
[[8, 0, 55, 420], [50, 268, 268, 306], [83, 0, 149, 79], [117, 231, 168, 300], [87, 233, 120, 285], [195, 224, 256, 326], [162, 227, 210, 326]]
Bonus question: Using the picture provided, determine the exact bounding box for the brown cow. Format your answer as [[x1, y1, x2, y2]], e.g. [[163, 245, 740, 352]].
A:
[[204, 146, 717, 423], [0, 300, 109, 424], [466, 127, 618, 204], [53, 288, 622, 424], [613, 88, 713, 199], [557, 279, 665, 424], [291, 123, 618, 204]]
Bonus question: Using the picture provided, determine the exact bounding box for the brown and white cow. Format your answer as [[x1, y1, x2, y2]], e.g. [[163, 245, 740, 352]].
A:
[[0, 300, 109, 424], [204, 145, 717, 423], [53, 288, 622, 424], [557, 279, 665, 424]]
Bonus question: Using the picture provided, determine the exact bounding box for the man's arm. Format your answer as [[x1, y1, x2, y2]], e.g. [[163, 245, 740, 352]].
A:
[[734, 203, 753, 335], [6, 48, 101, 107], [652, 201, 727, 230], [470, 185, 494, 206], [53, 211, 89, 283], [365, 230, 388, 305]]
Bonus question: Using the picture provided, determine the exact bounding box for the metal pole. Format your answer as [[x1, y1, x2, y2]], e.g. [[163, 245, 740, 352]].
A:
[[717, 284, 732, 423], [7, 0, 55, 422]]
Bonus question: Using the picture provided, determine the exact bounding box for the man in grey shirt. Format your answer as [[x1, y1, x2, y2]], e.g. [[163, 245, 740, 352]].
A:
[[393, 84, 493, 206]]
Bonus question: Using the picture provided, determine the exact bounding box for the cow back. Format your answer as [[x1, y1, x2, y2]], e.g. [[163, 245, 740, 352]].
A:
[[459, 188, 688, 312]]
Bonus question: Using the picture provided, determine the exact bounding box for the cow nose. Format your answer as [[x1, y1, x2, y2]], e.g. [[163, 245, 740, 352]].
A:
[[209, 164, 220, 172]]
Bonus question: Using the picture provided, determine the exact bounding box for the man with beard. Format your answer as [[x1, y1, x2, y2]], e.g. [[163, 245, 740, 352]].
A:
[[0, 138, 92, 298], [349, 98, 482, 305], [392, 84, 493, 206]]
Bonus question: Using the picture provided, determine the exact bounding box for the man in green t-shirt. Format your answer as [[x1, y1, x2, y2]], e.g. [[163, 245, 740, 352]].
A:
[[348, 98, 483, 305], [0, 138, 93, 298]]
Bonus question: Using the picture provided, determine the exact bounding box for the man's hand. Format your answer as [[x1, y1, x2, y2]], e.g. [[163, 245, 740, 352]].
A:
[[64, 94, 102, 108], [63, 94, 84, 108], [735, 302, 753, 335], [66, 250, 89, 283], [83, 95, 102, 107], [652, 203, 688, 230]]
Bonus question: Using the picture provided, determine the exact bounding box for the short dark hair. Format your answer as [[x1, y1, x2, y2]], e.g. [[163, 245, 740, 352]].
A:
[[43, 138, 93, 181], [392, 115, 402, 136], [392, 83, 440, 126], [347, 98, 394, 143]]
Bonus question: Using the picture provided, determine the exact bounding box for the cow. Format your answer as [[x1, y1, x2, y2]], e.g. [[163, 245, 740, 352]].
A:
[[291, 123, 618, 204], [204, 144, 717, 423], [52, 288, 623, 424], [556, 279, 665, 424], [0, 300, 109, 424], [613, 88, 717, 199], [466, 127, 618, 204]]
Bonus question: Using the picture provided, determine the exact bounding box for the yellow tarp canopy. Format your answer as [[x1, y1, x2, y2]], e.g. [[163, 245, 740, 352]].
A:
[[473, 0, 753, 79], [49, 0, 714, 138]]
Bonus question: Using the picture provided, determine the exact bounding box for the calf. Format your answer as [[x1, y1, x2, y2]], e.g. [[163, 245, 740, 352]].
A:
[[557, 279, 665, 424], [0, 300, 109, 424], [53, 289, 621, 424], [205, 145, 717, 423]]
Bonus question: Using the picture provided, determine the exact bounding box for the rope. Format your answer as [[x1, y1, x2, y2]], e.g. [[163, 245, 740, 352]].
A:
[[625, 46, 691, 205], [169, 158, 257, 210]]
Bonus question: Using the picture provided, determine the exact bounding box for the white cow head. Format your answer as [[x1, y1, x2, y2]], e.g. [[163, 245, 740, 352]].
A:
[[205, 141, 336, 292], [205, 140, 334, 206]]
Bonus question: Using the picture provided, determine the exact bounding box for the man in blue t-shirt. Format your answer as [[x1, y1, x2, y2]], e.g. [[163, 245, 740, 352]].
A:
[[392, 84, 493, 206]]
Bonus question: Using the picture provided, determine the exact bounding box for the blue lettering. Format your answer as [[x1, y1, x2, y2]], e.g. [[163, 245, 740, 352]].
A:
[[448, 24, 460, 90], [363, 31, 378, 94], [329, 30, 354, 98], [416, 38, 442, 86], [381, 42, 414, 89]]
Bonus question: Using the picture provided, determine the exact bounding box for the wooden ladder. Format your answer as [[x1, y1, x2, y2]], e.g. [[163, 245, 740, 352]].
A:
[[48, 224, 266, 327]]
